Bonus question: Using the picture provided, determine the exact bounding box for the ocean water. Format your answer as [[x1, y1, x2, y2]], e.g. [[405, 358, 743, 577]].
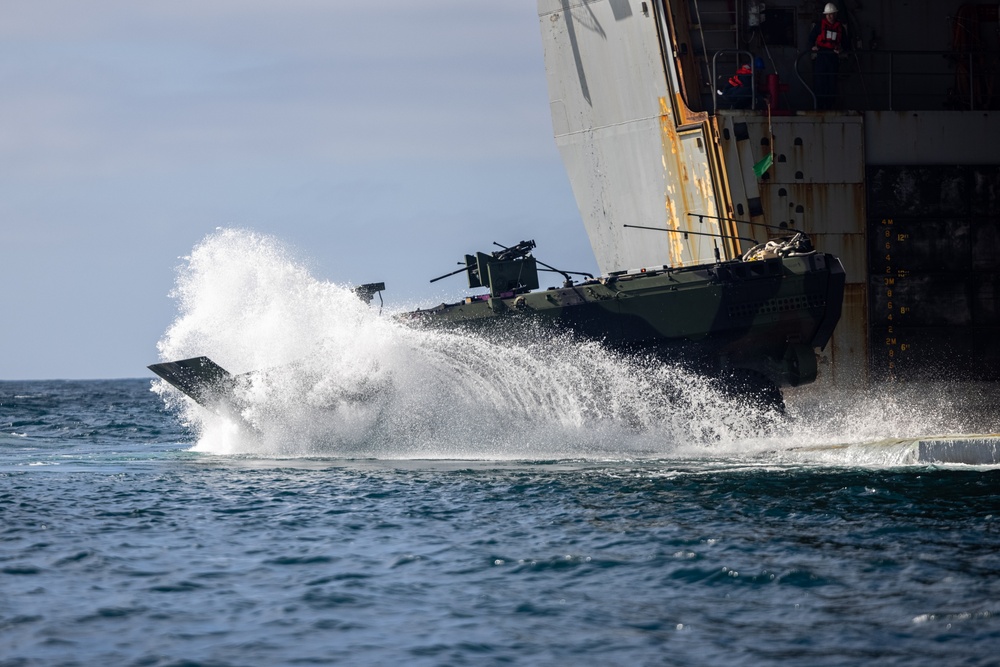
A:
[[4, 229, 1000, 666]]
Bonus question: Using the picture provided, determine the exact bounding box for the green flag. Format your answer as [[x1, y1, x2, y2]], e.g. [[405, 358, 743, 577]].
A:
[[753, 152, 773, 178]]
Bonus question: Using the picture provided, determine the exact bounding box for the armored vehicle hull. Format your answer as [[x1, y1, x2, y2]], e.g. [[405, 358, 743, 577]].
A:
[[407, 250, 844, 391]]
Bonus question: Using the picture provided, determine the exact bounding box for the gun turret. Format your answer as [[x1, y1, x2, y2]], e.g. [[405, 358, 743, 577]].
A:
[[429, 240, 541, 297], [429, 240, 593, 296]]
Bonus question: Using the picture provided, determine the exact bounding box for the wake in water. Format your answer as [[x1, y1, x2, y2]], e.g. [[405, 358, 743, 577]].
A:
[[154, 229, 988, 461]]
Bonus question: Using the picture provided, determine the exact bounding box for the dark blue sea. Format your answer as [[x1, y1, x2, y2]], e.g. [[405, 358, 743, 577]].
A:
[[3, 377, 1000, 666]]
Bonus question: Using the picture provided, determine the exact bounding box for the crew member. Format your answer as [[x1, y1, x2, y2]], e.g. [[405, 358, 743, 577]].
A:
[[809, 3, 846, 109], [717, 57, 766, 109]]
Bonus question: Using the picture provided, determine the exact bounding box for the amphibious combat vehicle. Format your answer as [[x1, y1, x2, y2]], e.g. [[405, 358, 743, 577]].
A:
[[149, 233, 845, 412]]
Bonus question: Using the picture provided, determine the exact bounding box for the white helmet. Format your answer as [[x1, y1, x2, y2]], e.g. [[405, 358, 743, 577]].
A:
[[823, 2, 838, 13]]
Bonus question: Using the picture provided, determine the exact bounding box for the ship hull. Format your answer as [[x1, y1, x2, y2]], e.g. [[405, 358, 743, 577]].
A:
[[537, 0, 1000, 394]]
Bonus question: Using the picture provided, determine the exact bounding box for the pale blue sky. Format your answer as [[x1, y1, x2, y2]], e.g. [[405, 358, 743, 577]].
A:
[[1, 1, 592, 379]]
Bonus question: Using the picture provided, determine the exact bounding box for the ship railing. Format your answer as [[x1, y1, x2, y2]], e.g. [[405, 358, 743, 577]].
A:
[[793, 49, 1000, 111]]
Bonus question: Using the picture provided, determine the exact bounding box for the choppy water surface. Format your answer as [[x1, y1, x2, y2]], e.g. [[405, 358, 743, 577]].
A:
[[4, 382, 1000, 667], [3, 231, 1000, 665]]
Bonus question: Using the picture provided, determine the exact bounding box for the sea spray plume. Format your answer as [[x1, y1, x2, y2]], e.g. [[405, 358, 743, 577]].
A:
[[154, 228, 388, 452], [219, 331, 780, 458], [770, 381, 970, 453], [209, 328, 781, 458], [709, 378, 983, 466], [157, 228, 373, 371], [154, 230, 787, 458]]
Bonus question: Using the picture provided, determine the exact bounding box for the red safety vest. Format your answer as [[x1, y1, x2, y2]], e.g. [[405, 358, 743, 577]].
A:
[[815, 17, 843, 50], [728, 64, 752, 87]]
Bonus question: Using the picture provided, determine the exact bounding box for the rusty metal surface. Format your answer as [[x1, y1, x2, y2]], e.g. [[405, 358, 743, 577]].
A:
[[538, 0, 724, 274], [813, 282, 870, 386], [714, 116, 866, 256], [711, 113, 871, 383]]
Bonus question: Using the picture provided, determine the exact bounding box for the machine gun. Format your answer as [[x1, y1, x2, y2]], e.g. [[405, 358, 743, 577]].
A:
[[490, 239, 537, 262], [429, 240, 540, 297], [430, 240, 595, 297]]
